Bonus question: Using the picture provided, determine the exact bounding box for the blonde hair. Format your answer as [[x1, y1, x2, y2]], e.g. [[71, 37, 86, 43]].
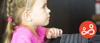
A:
[[1, 0, 35, 43]]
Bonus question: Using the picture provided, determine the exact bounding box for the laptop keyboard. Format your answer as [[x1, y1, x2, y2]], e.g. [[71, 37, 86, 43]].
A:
[[60, 33, 88, 43]]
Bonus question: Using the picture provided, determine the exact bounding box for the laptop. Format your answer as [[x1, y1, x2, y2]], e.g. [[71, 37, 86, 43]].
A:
[[47, 33, 88, 43]]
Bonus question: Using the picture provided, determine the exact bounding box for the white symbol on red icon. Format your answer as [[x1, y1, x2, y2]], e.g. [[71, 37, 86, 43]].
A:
[[81, 24, 95, 35]]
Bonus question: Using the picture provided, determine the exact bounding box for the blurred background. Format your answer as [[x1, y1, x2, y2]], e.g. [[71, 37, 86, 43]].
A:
[[46, 0, 95, 34], [0, 0, 99, 43]]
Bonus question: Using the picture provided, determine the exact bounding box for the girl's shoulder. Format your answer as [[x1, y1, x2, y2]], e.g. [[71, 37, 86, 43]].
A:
[[11, 26, 35, 43], [13, 26, 46, 36], [13, 26, 33, 36]]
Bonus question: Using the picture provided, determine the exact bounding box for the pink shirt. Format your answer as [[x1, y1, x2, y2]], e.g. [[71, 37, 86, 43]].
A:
[[11, 26, 46, 43]]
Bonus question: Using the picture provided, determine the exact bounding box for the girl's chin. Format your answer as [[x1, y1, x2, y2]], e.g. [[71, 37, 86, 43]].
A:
[[42, 21, 49, 26]]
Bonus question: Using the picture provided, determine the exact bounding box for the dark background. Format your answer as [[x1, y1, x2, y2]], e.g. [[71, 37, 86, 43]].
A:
[[46, 0, 95, 34], [0, 0, 95, 43]]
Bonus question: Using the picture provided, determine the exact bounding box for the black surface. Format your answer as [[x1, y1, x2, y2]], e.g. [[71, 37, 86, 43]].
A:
[[60, 34, 88, 43], [47, 34, 88, 43], [47, 37, 61, 43], [89, 35, 100, 43]]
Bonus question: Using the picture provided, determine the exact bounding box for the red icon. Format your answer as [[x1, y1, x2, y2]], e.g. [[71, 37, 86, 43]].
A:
[[79, 21, 97, 38]]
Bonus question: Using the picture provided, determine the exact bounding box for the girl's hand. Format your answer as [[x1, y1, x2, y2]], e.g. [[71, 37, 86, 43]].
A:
[[46, 28, 63, 39]]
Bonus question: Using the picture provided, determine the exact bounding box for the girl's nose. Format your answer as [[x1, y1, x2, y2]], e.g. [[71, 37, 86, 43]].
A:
[[47, 7, 51, 14], [48, 8, 51, 14]]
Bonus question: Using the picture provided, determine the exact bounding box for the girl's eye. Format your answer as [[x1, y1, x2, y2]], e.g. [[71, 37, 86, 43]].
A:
[[43, 5, 45, 8]]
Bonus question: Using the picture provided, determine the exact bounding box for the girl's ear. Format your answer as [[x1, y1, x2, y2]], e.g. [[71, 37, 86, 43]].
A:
[[22, 11, 32, 22]]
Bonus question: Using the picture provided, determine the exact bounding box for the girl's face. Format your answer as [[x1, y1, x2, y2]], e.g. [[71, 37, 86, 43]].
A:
[[29, 0, 51, 26]]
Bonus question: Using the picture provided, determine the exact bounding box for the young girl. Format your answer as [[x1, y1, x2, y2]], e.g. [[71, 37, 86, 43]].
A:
[[1, 0, 63, 43]]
